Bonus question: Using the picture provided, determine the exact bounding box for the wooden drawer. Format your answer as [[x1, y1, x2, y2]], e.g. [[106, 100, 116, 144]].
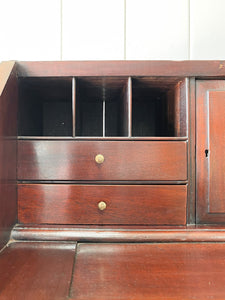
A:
[[17, 141, 187, 181], [18, 184, 187, 225]]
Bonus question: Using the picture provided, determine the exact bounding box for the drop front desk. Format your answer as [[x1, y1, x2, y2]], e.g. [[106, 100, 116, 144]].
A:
[[0, 61, 225, 299]]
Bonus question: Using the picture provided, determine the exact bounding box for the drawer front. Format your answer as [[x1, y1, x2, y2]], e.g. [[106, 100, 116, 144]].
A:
[[18, 184, 187, 225], [18, 141, 187, 181]]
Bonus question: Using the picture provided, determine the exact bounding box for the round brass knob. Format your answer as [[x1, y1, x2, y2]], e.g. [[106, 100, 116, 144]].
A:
[[98, 201, 107, 211], [95, 154, 104, 164]]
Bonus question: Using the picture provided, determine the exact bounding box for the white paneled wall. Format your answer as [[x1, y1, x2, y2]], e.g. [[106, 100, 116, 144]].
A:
[[0, 0, 225, 61], [62, 0, 124, 60], [0, 0, 61, 61], [190, 0, 225, 59], [126, 0, 189, 60]]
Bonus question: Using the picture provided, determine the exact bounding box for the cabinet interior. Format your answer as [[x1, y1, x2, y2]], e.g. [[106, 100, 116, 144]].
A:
[[75, 77, 129, 137], [132, 78, 187, 137], [18, 76, 187, 138], [18, 77, 72, 136]]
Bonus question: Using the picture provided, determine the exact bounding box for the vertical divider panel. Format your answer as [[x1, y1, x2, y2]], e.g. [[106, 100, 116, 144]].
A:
[[128, 77, 132, 137], [103, 99, 106, 137], [118, 77, 132, 137], [173, 78, 188, 137], [72, 77, 76, 137]]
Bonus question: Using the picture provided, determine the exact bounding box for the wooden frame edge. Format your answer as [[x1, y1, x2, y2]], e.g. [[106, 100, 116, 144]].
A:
[[12, 226, 225, 243]]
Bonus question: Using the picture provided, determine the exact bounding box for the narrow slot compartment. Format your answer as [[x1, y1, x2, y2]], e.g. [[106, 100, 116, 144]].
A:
[[18, 77, 72, 136], [75, 77, 130, 137], [132, 77, 187, 137], [72, 77, 76, 137]]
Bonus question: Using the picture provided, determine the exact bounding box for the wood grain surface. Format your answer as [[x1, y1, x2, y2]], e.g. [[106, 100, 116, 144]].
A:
[[17, 60, 225, 77], [18, 184, 187, 225], [0, 61, 18, 250], [0, 242, 76, 300], [70, 242, 225, 300], [187, 77, 196, 224], [196, 81, 225, 223], [11, 224, 225, 243], [17, 140, 187, 181]]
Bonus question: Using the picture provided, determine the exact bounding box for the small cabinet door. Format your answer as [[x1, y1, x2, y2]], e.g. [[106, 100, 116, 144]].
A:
[[196, 81, 225, 223]]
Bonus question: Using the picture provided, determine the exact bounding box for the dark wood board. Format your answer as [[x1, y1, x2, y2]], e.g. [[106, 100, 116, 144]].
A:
[[0, 62, 18, 250], [70, 242, 225, 300], [17, 60, 225, 77], [0, 242, 76, 300], [187, 77, 196, 224]]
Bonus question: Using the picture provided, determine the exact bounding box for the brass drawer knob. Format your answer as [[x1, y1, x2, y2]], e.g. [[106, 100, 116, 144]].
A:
[[98, 201, 107, 211], [95, 154, 104, 164]]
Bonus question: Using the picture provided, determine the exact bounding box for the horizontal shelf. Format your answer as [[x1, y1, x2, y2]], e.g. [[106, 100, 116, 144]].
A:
[[17, 180, 188, 185], [17, 136, 188, 141]]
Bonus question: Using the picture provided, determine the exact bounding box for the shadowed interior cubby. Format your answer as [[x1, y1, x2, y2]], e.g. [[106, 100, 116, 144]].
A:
[[75, 77, 130, 137], [132, 77, 187, 137], [18, 75, 187, 138], [18, 77, 72, 136]]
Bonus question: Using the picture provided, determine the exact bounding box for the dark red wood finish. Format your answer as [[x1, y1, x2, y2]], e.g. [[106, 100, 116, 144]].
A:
[[17, 140, 187, 181], [2, 61, 225, 299], [187, 77, 196, 224], [18, 184, 187, 225], [196, 81, 225, 223], [0, 62, 18, 250], [0, 242, 76, 299], [174, 78, 188, 137], [17, 60, 225, 77], [18, 136, 187, 140], [11, 224, 225, 243], [71, 243, 225, 300]]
